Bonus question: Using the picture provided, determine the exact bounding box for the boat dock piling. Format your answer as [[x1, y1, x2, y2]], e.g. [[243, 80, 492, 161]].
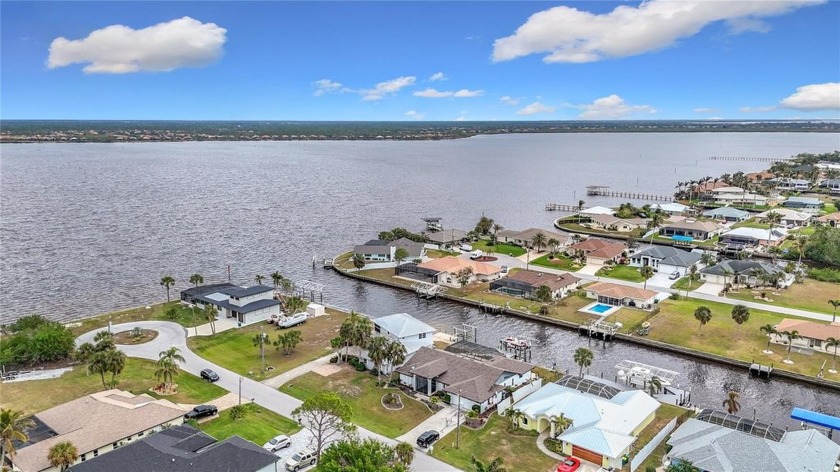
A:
[[749, 361, 774, 379], [479, 302, 502, 314], [412, 282, 446, 299], [585, 185, 673, 202], [709, 156, 791, 162], [544, 203, 582, 212], [499, 338, 532, 362]]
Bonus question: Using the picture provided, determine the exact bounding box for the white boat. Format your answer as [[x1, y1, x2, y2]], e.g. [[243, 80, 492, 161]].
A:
[[502, 336, 530, 349], [615, 360, 679, 388]]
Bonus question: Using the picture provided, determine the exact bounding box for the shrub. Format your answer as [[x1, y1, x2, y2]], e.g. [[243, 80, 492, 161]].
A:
[[9, 315, 49, 333], [370, 368, 379, 377], [471, 404, 480, 414], [809, 267, 840, 283], [229, 404, 247, 420], [355, 363, 366, 372], [443, 393, 452, 404], [329, 356, 338, 364], [646, 466, 657, 472], [669, 293, 681, 300]]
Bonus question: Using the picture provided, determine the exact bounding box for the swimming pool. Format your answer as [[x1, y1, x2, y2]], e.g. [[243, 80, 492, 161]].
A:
[[590, 303, 614, 314]]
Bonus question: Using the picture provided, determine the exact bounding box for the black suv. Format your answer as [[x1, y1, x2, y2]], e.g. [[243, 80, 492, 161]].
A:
[[416, 430, 439, 448], [200, 369, 220, 382], [185, 404, 218, 420]]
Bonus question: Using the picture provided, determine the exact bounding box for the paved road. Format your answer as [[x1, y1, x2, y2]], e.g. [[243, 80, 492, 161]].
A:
[[76, 322, 460, 472]]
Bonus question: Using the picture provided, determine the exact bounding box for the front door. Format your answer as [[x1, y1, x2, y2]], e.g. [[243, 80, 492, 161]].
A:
[[415, 376, 428, 394]]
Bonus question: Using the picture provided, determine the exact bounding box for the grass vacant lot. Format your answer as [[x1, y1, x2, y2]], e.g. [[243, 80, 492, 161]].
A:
[[358, 268, 415, 287], [280, 368, 432, 438], [596, 264, 644, 282], [70, 301, 212, 335], [431, 414, 557, 472], [471, 240, 527, 257], [187, 312, 346, 380], [725, 279, 839, 315], [646, 298, 838, 380], [202, 403, 300, 445], [0, 358, 225, 415], [637, 404, 691, 471], [731, 219, 772, 230], [531, 253, 582, 271], [426, 248, 461, 258], [671, 276, 705, 291]]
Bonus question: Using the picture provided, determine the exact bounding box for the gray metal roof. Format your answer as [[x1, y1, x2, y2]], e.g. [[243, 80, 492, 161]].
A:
[[631, 246, 701, 268], [180, 283, 240, 298], [700, 260, 783, 277], [702, 207, 749, 218], [223, 285, 274, 298], [218, 298, 280, 314]]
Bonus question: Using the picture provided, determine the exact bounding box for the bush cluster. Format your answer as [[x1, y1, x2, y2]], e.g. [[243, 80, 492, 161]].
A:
[[808, 267, 840, 283], [0, 315, 75, 366]]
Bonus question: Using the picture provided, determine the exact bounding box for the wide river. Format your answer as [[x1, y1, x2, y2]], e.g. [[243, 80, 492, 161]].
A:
[[2, 132, 840, 434]]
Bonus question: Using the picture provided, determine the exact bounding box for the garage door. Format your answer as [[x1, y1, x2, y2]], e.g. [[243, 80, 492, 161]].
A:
[[572, 445, 603, 465]]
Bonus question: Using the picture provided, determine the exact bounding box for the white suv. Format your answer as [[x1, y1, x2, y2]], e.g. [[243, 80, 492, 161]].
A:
[[285, 448, 317, 471], [262, 434, 291, 452]]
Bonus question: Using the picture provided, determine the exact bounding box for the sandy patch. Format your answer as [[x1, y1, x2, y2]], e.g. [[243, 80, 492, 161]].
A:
[[311, 364, 341, 377]]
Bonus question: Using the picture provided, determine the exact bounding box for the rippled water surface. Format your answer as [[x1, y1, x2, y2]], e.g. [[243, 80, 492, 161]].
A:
[[2, 132, 840, 432]]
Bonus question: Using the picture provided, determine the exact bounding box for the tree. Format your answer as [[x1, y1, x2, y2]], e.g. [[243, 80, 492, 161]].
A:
[[156, 347, 185, 392], [284, 296, 309, 315], [504, 407, 524, 432], [394, 442, 414, 468], [731, 305, 750, 333], [829, 299, 840, 323], [471, 456, 507, 472], [577, 200, 585, 223], [104, 348, 126, 388], [79, 332, 125, 388], [337, 311, 373, 362], [640, 266, 655, 290], [189, 273, 204, 288], [781, 330, 801, 362], [352, 254, 366, 270], [694, 306, 712, 335], [274, 330, 303, 356], [666, 460, 700, 472], [366, 336, 389, 385], [793, 235, 809, 267], [534, 285, 553, 304], [647, 210, 665, 244], [722, 391, 741, 414], [826, 337, 840, 373], [316, 438, 408, 472], [688, 265, 698, 289], [271, 271, 284, 288], [253, 331, 268, 372], [531, 232, 547, 253], [475, 216, 494, 235], [205, 304, 218, 335], [763, 211, 782, 225], [48, 441, 79, 471], [805, 227, 840, 266], [455, 267, 474, 294], [164, 307, 179, 320], [551, 414, 572, 435], [547, 238, 560, 256], [760, 324, 778, 352], [292, 392, 355, 460], [648, 376, 663, 396], [573, 347, 593, 377], [385, 340, 407, 385], [255, 274, 265, 285], [393, 248, 409, 269], [492, 223, 504, 243], [0, 408, 35, 466], [160, 276, 175, 302]]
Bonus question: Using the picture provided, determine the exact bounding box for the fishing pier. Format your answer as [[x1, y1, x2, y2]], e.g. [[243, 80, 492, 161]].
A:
[[709, 156, 791, 163], [544, 203, 583, 212], [585, 185, 673, 202]]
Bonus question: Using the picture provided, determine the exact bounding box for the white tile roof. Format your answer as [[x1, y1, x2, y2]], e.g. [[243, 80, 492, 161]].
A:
[[373, 313, 435, 338], [580, 206, 616, 216]]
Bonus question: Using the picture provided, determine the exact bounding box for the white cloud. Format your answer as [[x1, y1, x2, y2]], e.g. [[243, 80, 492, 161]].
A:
[[312, 79, 343, 97], [575, 95, 656, 119], [779, 82, 840, 111], [492, 0, 822, 63], [500, 96, 520, 106], [413, 88, 484, 98], [740, 105, 777, 113], [693, 107, 718, 113], [429, 72, 447, 81], [454, 116, 466, 121], [517, 102, 556, 116], [404, 110, 424, 120], [48, 17, 226, 74], [361, 76, 416, 101], [726, 17, 771, 34]]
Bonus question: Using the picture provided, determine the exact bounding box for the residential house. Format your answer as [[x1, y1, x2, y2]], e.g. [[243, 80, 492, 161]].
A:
[[414, 256, 502, 288], [66, 425, 279, 472], [489, 270, 581, 300], [770, 319, 840, 353], [819, 178, 840, 194], [512, 376, 660, 469], [701, 207, 749, 222], [9, 390, 186, 472], [496, 228, 571, 249], [179, 283, 239, 304], [816, 161, 840, 171], [425, 229, 469, 247], [755, 208, 813, 227], [699, 260, 794, 288], [567, 239, 627, 265], [579, 206, 616, 216], [586, 214, 641, 233], [395, 346, 535, 413], [650, 202, 690, 216], [782, 196, 823, 212], [353, 237, 426, 262], [585, 282, 658, 310], [362, 313, 436, 373], [816, 212, 840, 227], [770, 177, 811, 191], [720, 227, 788, 248], [707, 187, 769, 206], [629, 246, 701, 275], [190, 285, 281, 326], [666, 409, 840, 472], [659, 219, 721, 241]]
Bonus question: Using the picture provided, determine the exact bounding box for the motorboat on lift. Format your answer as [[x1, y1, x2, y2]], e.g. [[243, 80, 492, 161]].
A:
[[501, 336, 530, 349]]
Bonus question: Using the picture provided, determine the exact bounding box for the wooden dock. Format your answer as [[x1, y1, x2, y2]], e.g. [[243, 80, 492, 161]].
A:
[[710, 156, 791, 162], [545, 203, 582, 212], [749, 361, 774, 379], [586, 186, 673, 202], [479, 302, 503, 314]]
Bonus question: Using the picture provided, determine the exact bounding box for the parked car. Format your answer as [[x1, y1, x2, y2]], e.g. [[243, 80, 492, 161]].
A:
[[267, 314, 280, 324], [184, 404, 218, 420], [469, 250, 484, 260], [460, 243, 473, 252], [500, 265, 509, 274], [669, 271, 681, 280], [262, 434, 291, 452], [200, 368, 219, 382], [557, 457, 581, 472], [277, 312, 308, 329], [416, 430, 439, 448], [285, 448, 317, 471]]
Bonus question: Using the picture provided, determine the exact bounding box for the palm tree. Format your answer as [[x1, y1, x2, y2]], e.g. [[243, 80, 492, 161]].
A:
[[492, 223, 504, 245], [156, 347, 185, 392], [471, 456, 507, 472], [640, 266, 655, 290], [573, 347, 594, 377], [48, 441, 79, 471], [731, 305, 750, 333], [722, 391, 741, 414], [105, 348, 127, 388], [352, 254, 366, 270], [0, 408, 35, 466], [759, 324, 777, 353], [283, 296, 309, 315], [270, 271, 284, 288], [648, 376, 663, 396], [793, 235, 808, 267], [189, 273, 204, 287], [160, 275, 175, 302], [546, 238, 560, 257], [534, 285, 553, 304], [781, 330, 801, 363], [646, 210, 665, 244], [253, 331, 268, 372], [395, 442, 414, 467], [826, 337, 840, 374], [87, 350, 110, 388], [531, 232, 547, 253], [385, 340, 407, 385], [829, 300, 840, 323], [366, 336, 389, 385], [504, 408, 524, 432], [551, 414, 573, 436], [205, 304, 218, 335], [688, 265, 698, 289], [694, 306, 712, 335], [577, 200, 585, 223], [764, 211, 782, 226], [254, 274, 264, 285]]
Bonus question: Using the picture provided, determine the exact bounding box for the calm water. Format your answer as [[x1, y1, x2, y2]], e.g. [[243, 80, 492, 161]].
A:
[[2, 132, 840, 432]]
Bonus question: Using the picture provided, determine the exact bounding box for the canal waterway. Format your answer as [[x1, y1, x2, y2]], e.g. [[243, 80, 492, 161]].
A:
[[2, 132, 840, 434]]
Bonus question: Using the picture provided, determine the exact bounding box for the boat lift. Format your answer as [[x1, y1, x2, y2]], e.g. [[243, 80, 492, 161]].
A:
[[791, 407, 840, 439]]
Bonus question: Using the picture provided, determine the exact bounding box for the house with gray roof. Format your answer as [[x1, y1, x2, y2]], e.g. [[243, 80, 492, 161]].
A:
[[629, 246, 701, 275], [665, 409, 840, 472], [699, 260, 793, 288], [395, 346, 534, 413], [819, 178, 840, 194], [179, 283, 239, 304], [67, 424, 279, 472], [353, 237, 426, 262], [701, 207, 749, 222], [425, 228, 469, 246], [782, 196, 823, 212], [489, 270, 581, 300], [190, 284, 281, 326], [720, 227, 787, 248], [497, 227, 571, 249], [361, 313, 436, 373]]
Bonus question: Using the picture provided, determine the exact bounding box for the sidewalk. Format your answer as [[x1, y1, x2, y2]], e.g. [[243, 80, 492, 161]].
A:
[[261, 354, 335, 389]]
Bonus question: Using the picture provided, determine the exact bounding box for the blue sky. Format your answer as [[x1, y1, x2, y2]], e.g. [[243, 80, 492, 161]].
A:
[[1, 1, 839, 120]]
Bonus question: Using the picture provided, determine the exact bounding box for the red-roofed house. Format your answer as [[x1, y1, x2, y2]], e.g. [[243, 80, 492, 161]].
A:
[[568, 239, 627, 265]]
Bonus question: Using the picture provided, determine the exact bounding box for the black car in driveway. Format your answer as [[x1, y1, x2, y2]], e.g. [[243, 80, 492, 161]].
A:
[[185, 404, 218, 420], [200, 369, 220, 382], [416, 430, 439, 448]]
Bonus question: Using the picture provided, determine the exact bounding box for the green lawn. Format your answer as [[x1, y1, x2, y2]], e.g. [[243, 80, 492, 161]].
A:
[[70, 301, 216, 335], [280, 368, 432, 439], [725, 279, 839, 315], [731, 219, 772, 230], [427, 249, 461, 258], [531, 253, 583, 271], [671, 276, 705, 291], [0, 358, 226, 415], [471, 240, 527, 257], [201, 403, 300, 445], [636, 404, 691, 471], [187, 312, 347, 380], [821, 203, 838, 214], [431, 414, 557, 472], [596, 264, 645, 282]]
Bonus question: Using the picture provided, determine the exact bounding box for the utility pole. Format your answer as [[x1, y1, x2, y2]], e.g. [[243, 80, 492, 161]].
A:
[[456, 389, 462, 449], [260, 326, 266, 373], [239, 377, 243, 406]]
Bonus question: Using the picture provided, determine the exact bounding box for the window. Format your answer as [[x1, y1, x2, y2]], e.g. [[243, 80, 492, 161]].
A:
[[81, 454, 86, 461], [419, 333, 426, 339], [93, 449, 98, 457], [522, 417, 528, 425], [138, 431, 144, 437]]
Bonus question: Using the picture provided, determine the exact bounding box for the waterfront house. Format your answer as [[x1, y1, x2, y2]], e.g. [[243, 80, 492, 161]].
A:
[[755, 208, 813, 227], [770, 177, 811, 191], [414, 256, 502, 288], [586, 214, 641, 233], [707, 186, 769, 206], [66, 425, 279, 472], [628, 246, 701, 275], [585, 282, 658, 309], [659, 219, 721, 241], [770, 318, 840, 353], [816, 212, 840, 227], [781, 196, 823, 212], [9, 390, 186, 472], [353, 237, 426, 262], [395, 346, 534, 413], [180, 283, 240, 304], [665, 409, 840, 472], [650, 202, 690, 216], [699, 260, 793, 288], [579, 206, 616, 216], [701, 207, 749, 222], [567, 239, 627, 265], [720, 227, 787, 248], [819, 178, 840, 194], [425, 228, 469, 247], [361, 313, 435, 373], [496, 227, 571, 249], [489, 270, 581, 300], [511, 376, 659, 469], [207, 285, 281, 325]]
